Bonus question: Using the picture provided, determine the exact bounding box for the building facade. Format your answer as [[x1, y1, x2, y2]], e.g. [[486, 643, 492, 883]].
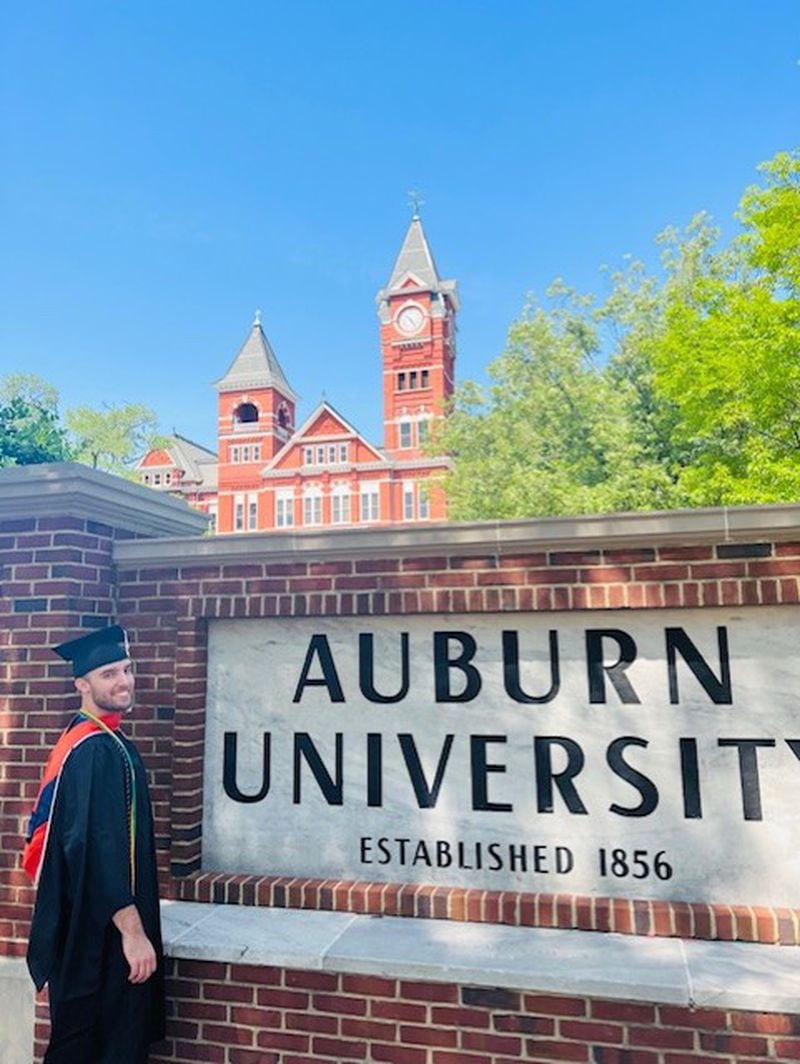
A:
[[137, 215, 457, 533]]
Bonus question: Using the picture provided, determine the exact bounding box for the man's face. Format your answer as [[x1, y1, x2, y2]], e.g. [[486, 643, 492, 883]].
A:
[[76, 658, 135, 715]]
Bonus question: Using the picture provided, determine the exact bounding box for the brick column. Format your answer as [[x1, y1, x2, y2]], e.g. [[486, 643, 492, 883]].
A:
[[0, 463, 207, 959]]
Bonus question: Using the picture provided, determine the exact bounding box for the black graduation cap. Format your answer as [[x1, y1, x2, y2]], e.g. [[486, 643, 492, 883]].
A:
[[53, 625, 131, 677]]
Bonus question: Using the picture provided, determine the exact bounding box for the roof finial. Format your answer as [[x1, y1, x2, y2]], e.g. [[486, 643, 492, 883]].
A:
[[408, 189, 424, 219], [253, 308, 262, 327]]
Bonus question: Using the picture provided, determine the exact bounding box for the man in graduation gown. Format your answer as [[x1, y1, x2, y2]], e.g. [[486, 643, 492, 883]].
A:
[[24, 625, 166, 1063]]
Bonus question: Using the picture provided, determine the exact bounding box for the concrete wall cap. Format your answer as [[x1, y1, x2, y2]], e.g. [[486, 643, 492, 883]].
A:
[[113, 501, 800, 567], [0, 462, 209, 538]]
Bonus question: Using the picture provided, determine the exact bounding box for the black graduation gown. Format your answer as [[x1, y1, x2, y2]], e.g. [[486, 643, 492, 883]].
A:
[[27, 730, 166, 1063]]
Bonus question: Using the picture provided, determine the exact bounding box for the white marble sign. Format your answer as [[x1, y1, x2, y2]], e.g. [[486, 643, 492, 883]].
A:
[[201, 608, 800, 906]]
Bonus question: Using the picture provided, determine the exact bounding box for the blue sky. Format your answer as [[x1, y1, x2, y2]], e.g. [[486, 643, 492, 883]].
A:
[[1, 1, 798, 450]]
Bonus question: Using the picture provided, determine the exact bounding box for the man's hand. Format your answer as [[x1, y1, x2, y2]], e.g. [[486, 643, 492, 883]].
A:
[[112, 903, 157, 983]]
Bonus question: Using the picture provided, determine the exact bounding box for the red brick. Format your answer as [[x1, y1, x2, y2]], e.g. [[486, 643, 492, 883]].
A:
[[524, 1038, 589, 1060], [461, 1030, 523, 1053], [591, 1000, 656, 1023], [663, 1055, 731, 1064], [286, 969, 339, 991], [203, 983, 254, 1003], [524, 993, 587, 1016], [494, 1013, 555, 1035], [630, 1025, 695, 1048], [229, 1006, 282, 1027], [341, 1017, 398, 1041], [560, 1019, 623, 1043], [342, 973, 397, 997], [201, 1023, 254, 1046], [257, 988, 309, 1009], [310, 1035, 368, 1059], [400, 980, 459, 1003], [775, 1039, 800, 1059], [228, 1052, 279, 1064], [431, 1005, 491, 1028], [371, 1000, 427, 1023], [399, 1024, 458, 1046], [286, 1012, 338, 1034], [312, 992, 367, 1015], [699, 1031, 768, 1054], [256, 1030, 310, 1052], [658, 1005, 728, 1029], [371, 1045, 427, 1064], [730, 1011, 800, 1035]]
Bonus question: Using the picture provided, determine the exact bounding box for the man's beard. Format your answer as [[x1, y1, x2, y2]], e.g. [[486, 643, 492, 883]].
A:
[[94, 693, 135, 714]]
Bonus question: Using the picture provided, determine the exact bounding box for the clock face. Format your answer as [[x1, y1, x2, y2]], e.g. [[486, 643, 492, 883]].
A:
[[396, 305, 425, 335]]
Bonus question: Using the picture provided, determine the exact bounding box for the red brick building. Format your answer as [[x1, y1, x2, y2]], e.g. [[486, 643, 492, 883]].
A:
[[137, 214, 457, 533]]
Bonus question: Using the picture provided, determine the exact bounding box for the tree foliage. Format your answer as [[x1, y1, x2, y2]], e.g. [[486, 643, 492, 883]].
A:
[[0, 373, 163, 479], [0, 394, 73, 468], [651, 152, 800, 504], [438, 149, 800, 518], [65, 403, 162, 477]]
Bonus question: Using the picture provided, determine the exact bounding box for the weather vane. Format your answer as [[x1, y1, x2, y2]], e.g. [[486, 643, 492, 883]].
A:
[[253, 308, 262, 327], [408, 189, 424, 218]]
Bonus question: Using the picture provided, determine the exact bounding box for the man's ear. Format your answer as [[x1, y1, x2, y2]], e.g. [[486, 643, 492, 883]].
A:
[[75, 676, 89, 697]]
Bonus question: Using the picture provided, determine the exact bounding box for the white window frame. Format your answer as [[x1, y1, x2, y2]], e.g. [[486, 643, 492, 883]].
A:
[[303, 489, 323, 526], [276, 491, 294, 528], [234, 493, 245, 532], [418, 481, 430, 519], [331, 486, 351, 525], [247, 493, 258, 531], [360, 485, 379, 523], [402, 483, 415, 520], [398, 421, 413, 449]]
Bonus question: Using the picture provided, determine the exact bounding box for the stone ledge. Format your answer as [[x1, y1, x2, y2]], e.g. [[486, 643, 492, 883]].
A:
[[0, 957, 35, 1064], [160, 901, 800, 1013], [0, 462, 208, 538], [115, 502, 800, 567]]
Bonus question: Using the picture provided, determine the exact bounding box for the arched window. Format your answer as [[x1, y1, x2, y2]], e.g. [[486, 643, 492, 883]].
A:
[[278, 405, 290, 430], [235, 402, 259, 424]]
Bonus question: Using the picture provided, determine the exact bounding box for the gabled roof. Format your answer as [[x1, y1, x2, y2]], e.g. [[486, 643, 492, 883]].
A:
[[137, 433, 218, 489], [214, 316, 298, 400], [264, 400, 386, 472], [168, 434, 218, 486], [376, 215, 459, 309]]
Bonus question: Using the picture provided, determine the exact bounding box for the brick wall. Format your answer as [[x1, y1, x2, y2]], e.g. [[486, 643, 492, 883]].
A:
[[0, 514, 140, 956], [102, 963, 800, 1062], [4, 481, 800, 1063], [113, 538, 800, 947]]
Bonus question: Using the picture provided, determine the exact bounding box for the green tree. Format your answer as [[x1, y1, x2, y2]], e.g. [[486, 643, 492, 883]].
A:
[[438, 148, 800, 518], [0, 394, 72, 467], [651, 150, 800, 504], [65, 403, 162, 477], [436, 283, 681, 519], [0, 372, 61, 410]]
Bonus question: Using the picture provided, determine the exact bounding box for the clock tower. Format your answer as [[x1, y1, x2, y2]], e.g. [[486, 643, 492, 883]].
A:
[[376, 212, 458, 459]]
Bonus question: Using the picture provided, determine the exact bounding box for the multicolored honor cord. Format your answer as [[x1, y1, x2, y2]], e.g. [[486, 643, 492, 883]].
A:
[[79, 708, 138, 893]]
